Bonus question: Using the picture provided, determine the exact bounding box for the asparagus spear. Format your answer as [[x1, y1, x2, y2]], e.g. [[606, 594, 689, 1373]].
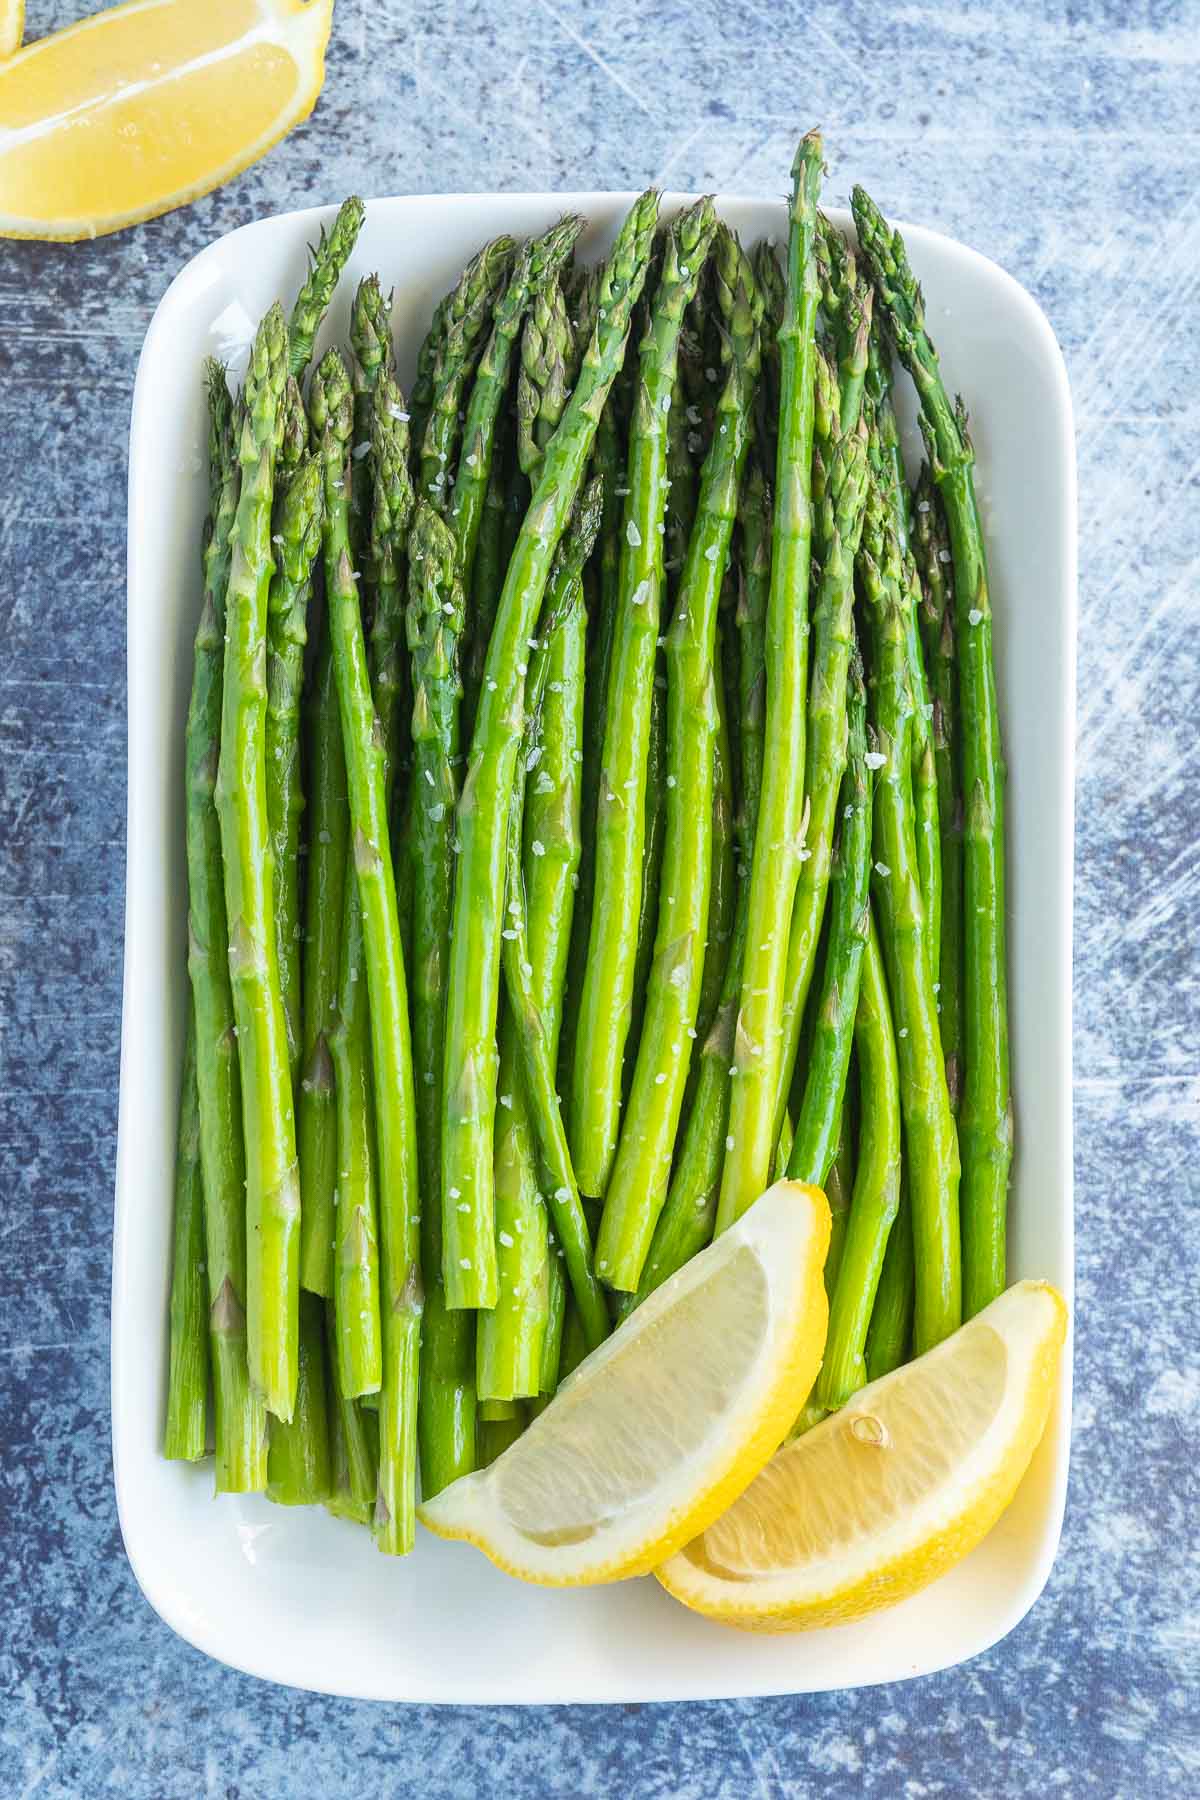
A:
[[481, 552, 590, 1397], [265, 443, 322, 1087], [816, 911, 903, 1410], [297, 628, 348, 1298], [864, 1172, 914, 1380], [420, 236, 515, 510], [858, 476, 962, 1354], [558, 373, 627, 1097], [715, 132, 823, 1235], [786, 650, 872, 1188], [569, 196, 717, 1200], [772, 330, 872, 1151], [287, 196, 366, 380], [500, 488, 611, 1350], [329, 876, 383, 1399], [824, 1105, 855, 1296], [451, 219, 582, 597], [620, 431, 771, 1315], [403, 501, 478, 1491], [266, 1291, 332, 1505], [440, 190, 661, 1308], [188, 372, 269, 1486], [914, 465, 963, 1111], [865, 316, 941, 999], [311, 350, 422, 1553], [213, 306, 300, 1422], [854, 184, 1011, 1316], [164, 1012, 209, 1462], [598, 226, 760, 1289]]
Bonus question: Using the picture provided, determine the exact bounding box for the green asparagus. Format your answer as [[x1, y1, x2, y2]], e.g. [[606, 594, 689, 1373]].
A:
[[786, 649, 872, 1188], [853, 183, 1011, 1317], [858, 474, 962, 1354], [598, 225, 760, 1290], [914, 464, 964, 1112], [420, 236, 514, 509], [772, 326, 872, 1152], [716, 132, 823, 1234], [816, 911, 903, 1410], [265, 446, 322, 1087], [213, 304, 300, 1422], [440, 189, 660, 1309], [570, 196, 717, 1200], [311, 349, 422, 1553], [297, 627, 348, 1298], [287, 196, 366, 380]]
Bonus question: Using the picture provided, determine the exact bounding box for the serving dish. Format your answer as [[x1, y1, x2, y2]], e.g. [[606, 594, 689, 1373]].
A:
[[114, 189, 1076, 1702]]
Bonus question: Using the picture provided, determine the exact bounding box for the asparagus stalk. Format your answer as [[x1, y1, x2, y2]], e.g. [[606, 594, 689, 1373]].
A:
[[570, 197, 717, 1200], [500, 488, 611, 1350], [858, 476, 962, 1354], [786, 650, 873, 1188], [440, 190, 661, 1308], [329, 876, 383, 1399], [186, 373, 269, 1484], [164, 1012, 209, 1462], [451, 218, 582, 596], [420, 237, 515, 509], [213, 306, 300, 1422], [287, 196, 366, 380], [460, 419, 510, 745], [620, 432, 771, 1315], [266, 1291, 332, 1505], [481, 561, 590, 1396], [716, 131, 823, 1234], [399, 501, 477, 1493], [558, 376, 628, 1095], [297, 628, 348, 1298], [312, 350, 422, 1553], [816, 911, 903, 1410], [864, 1172, 914, 1380], [598, 226, 760, 1289], [865, 308, 942, 999], [772, 330, 872, 1150], [914, 465, 963, 1111], [854, 184, 1011, 1316], [265, 443, 323, 1087]]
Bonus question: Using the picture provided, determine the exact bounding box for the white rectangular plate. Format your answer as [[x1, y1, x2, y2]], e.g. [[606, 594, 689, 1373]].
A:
[[114, 191, 1076, 1702]]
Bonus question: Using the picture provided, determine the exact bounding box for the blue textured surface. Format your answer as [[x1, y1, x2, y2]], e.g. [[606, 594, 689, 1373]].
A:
[[2, 1, 1197, 1793]]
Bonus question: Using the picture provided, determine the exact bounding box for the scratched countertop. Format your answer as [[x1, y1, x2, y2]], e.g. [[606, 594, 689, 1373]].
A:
[[1, 2, 1196, 1794]]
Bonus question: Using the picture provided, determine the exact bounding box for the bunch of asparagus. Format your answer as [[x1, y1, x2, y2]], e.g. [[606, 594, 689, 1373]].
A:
[[164, 130, 1013, 1555]]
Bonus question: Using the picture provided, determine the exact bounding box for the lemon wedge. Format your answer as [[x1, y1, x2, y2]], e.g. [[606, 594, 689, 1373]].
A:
[[419, 1180, 830, 1585], [658, 1278, 1067, 1631], [0, 0, 333, 242], [1, 0, 23, 60]]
